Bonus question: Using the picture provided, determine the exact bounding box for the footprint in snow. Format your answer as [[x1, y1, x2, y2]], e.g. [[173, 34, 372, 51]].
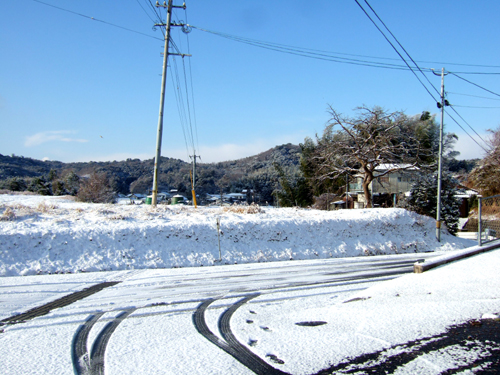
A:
[[266, 354, 285, 365]]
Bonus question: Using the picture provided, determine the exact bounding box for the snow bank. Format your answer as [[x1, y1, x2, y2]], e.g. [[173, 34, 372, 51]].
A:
[[0, 195, 474, 276]]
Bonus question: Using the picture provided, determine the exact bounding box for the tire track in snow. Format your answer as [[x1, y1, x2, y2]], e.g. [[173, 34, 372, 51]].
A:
[[0, 281, 120, 327], [72, 308, 136, 375], [72, 313, 105, 375], [193, 294, 290, 375]]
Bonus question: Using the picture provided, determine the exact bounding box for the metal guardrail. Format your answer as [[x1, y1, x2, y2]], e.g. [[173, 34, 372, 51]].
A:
[[478, 194, 500, 246]]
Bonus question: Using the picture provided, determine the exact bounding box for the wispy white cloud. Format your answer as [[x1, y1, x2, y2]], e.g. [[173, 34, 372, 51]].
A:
[[25, 130, 88, 147], [195, 134, 306, 163], [45, 134, 307, 164], [454, 132, 488, 160], [71, 152, 153, 163]]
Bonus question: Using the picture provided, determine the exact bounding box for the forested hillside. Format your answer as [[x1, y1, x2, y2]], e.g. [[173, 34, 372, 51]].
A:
[[0, 144, 301, 203]]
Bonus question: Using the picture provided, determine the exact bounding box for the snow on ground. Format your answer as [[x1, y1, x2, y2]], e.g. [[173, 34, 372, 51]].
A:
[[0, 194, 474, 277], [1, 194, 499, 374], [251, 247, 500, 374]]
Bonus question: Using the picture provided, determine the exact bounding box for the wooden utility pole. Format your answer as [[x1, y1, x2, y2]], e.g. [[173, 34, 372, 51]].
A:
[[432, 68, 449, 241], [151, 1, 189, 206]]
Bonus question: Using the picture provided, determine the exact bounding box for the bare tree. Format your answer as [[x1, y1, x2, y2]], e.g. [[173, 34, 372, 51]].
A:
[[313, 106, 435, 208], [468, 126, 500, 196]]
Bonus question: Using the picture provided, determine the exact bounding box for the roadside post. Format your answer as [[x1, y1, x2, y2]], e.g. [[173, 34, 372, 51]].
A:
[[216, 217, 221, 261]]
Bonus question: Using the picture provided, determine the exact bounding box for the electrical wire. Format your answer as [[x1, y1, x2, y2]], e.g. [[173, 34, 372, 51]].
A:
[[182, 57, 196, 153], [183, 6, 200, 155], [362, 0, 441, 98], [32, 0, 163, 41], [450, 71, 500, 75], [189, 26, 500, 75], [168, 52, 194, 157], [32, 0, 500, 76], [189, 26, 427, 71], [170, 56, 192, 160], [32, 0, 492, 156], [354, 0, 489, 154], [452, 105, 500, 109], [134, 0, 156, 24], [447, 106, 490, 147], [146, 0, 164, 24], [448, 92, 500, 101], [170, 7, 200, 157], [445, 110, 490, 153], [354, 0, 439, 102], [449, 72, 500, 98], [146, 0, 166, 37]]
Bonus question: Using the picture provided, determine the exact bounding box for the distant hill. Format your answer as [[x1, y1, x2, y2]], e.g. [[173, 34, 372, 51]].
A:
[[0, 144, 302, 203]]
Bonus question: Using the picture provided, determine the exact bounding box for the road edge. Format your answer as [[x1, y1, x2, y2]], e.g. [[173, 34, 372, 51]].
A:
[[413, 240, 500, 273]]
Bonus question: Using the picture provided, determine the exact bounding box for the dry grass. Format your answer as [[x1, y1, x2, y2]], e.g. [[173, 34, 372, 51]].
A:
[[36, 202, 58, 213], [223, 203, 264, 214], [0, 207, 16, 221]]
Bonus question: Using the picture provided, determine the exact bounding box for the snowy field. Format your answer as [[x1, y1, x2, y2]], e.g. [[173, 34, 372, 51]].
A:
[[1, 194, 500, 373], [0, 194, 474, 277]]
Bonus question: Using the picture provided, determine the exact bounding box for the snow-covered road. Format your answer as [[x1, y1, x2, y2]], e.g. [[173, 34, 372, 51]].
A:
[[0, 253, 439, 375]]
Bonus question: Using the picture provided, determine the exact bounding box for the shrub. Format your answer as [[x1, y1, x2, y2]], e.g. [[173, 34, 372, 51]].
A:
[[76, 172, 115, 203]]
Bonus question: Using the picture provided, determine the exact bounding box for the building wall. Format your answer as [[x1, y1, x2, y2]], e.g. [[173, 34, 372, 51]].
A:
[[349, 170, 418, 195]]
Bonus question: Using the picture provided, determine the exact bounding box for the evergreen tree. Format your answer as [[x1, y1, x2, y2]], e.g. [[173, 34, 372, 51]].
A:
[[272, 163, 312, 207], [3, 177, 27, 191], [52, 180, 67, 196], [63, 171, 80, 196], [27, 176, 51, 195], [399, 172, 460, 235]]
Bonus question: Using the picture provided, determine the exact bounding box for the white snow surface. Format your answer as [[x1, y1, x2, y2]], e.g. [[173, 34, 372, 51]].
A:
[[1, 195, 499, 374], [0, 194, 473, 277]]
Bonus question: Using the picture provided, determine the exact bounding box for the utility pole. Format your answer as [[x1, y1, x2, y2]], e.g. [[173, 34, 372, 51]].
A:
[[151, 1, 189, 206], [432, 68, 449, 242], [189, 153, 200, 207]]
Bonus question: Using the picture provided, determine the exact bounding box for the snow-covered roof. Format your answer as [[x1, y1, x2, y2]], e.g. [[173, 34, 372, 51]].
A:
[[375, 163, 420, 171], [225, 193, 246, 198]]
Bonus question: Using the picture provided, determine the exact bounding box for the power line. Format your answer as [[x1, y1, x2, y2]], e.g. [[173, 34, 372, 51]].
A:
[[32, 0, 163, 41], [171, 57, 192, 159], [146, 0, 164, 24], [190, 26, 425, 72], [452, 105, 500, 109], [449, 72, 500, 98], [447, 106, 489, 148], [354, 0, 489, 155], [361, 0, 441, 98], [189, 26, 500, 74], [445, 110, 490, 153], [450, 71, 500, 75], [182, 56, 196, 152], [448, 92, 500, 101], [134, 0, 156, 24], [183, 6, 200, 154], [32, 0, 500, 77], [353, 0, 439, 102]]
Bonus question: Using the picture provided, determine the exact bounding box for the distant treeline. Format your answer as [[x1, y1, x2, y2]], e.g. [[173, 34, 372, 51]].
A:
[[0, 144, 303, 204]]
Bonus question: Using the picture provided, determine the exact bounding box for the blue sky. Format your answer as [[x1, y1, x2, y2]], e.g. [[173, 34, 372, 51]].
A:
[[1, 1, 499, 163]]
